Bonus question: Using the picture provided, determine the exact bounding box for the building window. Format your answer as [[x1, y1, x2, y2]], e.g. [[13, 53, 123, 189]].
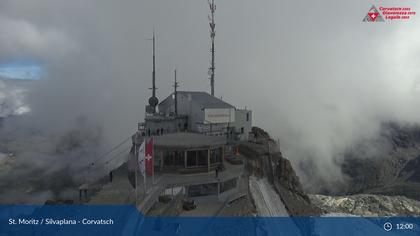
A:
[[187, 151, 197, 167], [163, 150, 174, 166], [174, 151, 185, 166], [197, 150, 207, 166], [241, 127, 244, 134], [210, 148, 222, 164], [246, 113, 249, 121]]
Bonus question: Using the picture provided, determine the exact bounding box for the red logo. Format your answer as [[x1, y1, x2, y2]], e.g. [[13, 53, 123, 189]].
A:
[[363, 5, 384, 22], [368, 12, 378, 21]]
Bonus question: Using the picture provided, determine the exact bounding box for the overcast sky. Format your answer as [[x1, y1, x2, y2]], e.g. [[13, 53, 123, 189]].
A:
[[1, 0, 420, 188]]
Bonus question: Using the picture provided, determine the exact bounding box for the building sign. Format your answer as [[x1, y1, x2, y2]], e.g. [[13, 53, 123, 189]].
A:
[[204, 108, 235, 124]]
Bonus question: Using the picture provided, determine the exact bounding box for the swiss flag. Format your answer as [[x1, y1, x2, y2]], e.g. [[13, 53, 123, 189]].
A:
[[145, 137, 154, 176], [368, 12, 378, 21]]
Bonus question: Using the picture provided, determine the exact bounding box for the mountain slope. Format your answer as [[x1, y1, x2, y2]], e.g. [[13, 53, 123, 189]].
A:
[[341, 122, 420, 200], [310, 194, 420, 216]]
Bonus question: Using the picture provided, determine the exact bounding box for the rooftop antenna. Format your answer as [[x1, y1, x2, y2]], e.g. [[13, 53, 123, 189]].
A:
[[173, 69, 179, 115], [147, 29, 159, 114], [208, 0, 216, 96]]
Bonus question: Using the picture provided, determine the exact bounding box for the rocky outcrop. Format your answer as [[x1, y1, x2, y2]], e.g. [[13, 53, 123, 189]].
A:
[[274, 155, 321, 216], [310, 194, 420, 216], [275, 155, 305, 197], [251, 127, 272, 142], [240, 127, 321, 216]]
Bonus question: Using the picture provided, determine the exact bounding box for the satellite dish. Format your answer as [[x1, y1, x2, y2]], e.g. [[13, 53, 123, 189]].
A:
[[149, 96, 159, 107]]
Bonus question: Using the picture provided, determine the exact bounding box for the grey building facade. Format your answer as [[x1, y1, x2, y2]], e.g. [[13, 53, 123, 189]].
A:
[[230, 109, 252, 141], [159, 91, 236, 136], [141, 91, 252, 141]]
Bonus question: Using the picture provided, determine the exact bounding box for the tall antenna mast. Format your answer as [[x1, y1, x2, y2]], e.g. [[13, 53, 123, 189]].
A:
[[152, 30, 156, 98], [208, 0, 216, 96], [148, 30, 159, 114], [173, 69, 179, 115]]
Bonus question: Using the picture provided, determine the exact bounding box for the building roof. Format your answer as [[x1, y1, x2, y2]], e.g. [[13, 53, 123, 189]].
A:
[[178, 91, 235, 109], [154, 132, 226, 148], [159, 91, 235, 109]]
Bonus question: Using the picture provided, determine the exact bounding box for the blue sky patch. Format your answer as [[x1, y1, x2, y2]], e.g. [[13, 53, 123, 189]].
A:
[[0, 60, 44, 80]]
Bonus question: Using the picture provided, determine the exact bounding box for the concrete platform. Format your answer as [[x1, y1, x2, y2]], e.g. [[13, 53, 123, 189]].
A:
[[86, 157, 245, 216]]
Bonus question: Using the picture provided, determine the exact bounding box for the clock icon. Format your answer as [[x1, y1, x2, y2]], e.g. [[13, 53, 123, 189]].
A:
[[384, 222, 393, 231]]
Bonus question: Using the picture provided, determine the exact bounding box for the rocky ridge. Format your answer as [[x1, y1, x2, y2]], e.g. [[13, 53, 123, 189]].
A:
[[240, 127, 321, 216], [310, 194, 420, 216]]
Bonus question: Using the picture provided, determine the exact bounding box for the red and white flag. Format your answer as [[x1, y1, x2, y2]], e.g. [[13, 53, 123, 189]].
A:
[[145, 137, 154, 176]]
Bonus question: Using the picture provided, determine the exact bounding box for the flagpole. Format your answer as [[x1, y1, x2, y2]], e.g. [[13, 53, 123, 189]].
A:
[[144, 168, 147, 194], [135, 159, 138, 205], [135, 147, 138, 206], [145, 136, 148, 195]]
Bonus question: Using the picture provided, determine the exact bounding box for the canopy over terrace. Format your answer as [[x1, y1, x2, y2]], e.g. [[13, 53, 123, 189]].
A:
[[154, 132, 226, 173]]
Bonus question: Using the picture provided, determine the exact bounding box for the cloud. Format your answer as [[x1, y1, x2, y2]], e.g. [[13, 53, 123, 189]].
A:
[[1, 0, 420, 196], [0, 15, 78, 61], [245, 2, 420, 191], [0, 80, 30, 117]]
